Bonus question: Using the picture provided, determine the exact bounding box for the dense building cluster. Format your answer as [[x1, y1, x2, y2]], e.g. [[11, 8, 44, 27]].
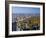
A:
[[12, 15, 40, 31]]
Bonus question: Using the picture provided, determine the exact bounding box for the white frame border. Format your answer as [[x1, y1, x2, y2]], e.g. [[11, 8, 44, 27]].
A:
[[9, 4, 43, 35]]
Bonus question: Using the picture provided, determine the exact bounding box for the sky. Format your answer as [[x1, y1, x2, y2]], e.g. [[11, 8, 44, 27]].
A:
[[12, 7, 40, 14]]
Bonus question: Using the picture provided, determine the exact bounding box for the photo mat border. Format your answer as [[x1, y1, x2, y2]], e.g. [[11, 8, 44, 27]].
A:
[[9, 4, 43, 35], [5, 1, 45, 37]]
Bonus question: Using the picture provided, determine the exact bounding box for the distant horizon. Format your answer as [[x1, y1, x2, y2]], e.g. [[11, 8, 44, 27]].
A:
[[12, 12, 40, 14], [12, 13, 40, 16]]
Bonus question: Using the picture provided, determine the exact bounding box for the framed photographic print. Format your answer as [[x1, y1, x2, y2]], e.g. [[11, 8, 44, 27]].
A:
[[5, 1, 45, 37]]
